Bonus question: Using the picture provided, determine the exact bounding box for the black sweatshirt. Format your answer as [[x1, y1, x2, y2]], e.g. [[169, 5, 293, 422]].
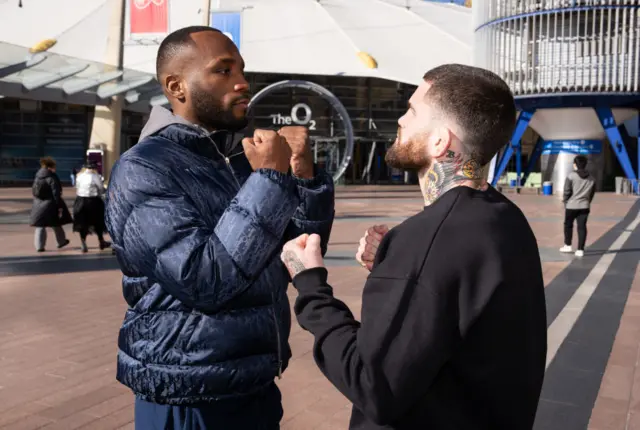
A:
[[292, 186, 547, 430]]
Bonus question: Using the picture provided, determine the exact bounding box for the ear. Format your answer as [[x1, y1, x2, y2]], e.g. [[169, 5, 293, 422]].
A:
[[164, 74, 187, 101], [430, 127, 453, 159]]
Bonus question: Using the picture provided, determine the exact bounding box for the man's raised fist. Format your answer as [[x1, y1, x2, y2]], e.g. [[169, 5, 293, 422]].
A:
[[242, 129, 292, 173], [278, 126, 314, 179]]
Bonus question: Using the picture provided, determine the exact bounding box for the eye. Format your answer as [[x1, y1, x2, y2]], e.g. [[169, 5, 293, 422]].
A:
[[215, 68, 231, 75]]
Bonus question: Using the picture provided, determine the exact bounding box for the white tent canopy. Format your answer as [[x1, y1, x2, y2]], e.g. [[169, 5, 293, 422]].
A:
[[0, 0, 471, 109]]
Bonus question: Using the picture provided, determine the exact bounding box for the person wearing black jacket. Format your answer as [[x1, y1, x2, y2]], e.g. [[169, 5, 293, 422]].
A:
[[281, 65, 547, 430], [30, 157, 71, 252]]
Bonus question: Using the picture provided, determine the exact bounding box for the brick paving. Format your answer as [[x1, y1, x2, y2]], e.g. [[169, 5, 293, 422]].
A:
[[0, 186, 637, 429]]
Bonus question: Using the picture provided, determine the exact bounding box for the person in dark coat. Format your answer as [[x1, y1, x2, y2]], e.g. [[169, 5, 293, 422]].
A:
[[72, 163, 111, 253], [105, 26, 335, 429], [30, 157, 71, 252]]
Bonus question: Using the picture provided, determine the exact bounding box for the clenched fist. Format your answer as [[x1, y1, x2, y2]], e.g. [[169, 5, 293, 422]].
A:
[[242, 129, 292, 173], [281, 234, 324, 278], [278, 126, 314, 179], [356, 224, 389, 271]]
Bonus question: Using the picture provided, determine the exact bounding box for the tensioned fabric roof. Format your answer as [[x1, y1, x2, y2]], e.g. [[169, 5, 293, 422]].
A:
[[0, 0, 471, 112]]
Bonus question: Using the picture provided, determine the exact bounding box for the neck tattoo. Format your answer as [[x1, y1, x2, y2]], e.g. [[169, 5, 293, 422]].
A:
[[422, 150, 485, 206]]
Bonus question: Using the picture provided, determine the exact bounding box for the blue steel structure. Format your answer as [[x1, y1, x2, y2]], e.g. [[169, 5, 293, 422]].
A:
[[473, 1, 640, 190]]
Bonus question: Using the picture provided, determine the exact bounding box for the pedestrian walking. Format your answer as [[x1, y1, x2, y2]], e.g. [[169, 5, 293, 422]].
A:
[[30, 157, 71, 252], [560, 155, 596, 257], [72, 163, 110, 253]]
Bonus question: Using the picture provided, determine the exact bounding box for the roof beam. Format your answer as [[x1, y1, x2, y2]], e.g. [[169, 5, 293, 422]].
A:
[[62, 70, 123, 95], [0, 53, 48, 79], [97, 76, 154, 99], [22, 63, 90, 91]]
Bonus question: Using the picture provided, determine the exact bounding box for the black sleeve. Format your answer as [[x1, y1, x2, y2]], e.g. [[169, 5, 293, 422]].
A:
[[292, 267, 460, 426], [47, 176, 62, 206]]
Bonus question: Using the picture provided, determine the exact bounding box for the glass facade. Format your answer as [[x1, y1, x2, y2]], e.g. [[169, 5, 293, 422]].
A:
[[0, 98, 91, 186], [0, 72, 416, 185], [247, 73, 415, 183]]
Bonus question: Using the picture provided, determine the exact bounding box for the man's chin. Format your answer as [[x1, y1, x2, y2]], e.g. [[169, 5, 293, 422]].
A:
[[222, 116, 248, 132], [385, 156, 421, 171]]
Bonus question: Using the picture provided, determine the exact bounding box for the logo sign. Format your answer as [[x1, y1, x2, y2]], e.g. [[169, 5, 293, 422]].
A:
[[211, 12, 241, 51], [542, 140, 602, 155], [248, 80, 354, 183], [270, 103, 317, 130], [133, 0, 164, 9], [130, 0, 168, 34]]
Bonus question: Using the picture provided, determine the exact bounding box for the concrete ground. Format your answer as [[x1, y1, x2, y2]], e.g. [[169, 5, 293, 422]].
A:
[[0, 186, 638, 430]]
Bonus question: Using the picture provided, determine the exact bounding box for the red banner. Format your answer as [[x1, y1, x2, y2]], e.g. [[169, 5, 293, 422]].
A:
[[130, 0, 168, 34]]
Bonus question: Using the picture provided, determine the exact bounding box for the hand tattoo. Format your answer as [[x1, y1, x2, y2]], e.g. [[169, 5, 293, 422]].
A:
[[282, 250, 307, 277]]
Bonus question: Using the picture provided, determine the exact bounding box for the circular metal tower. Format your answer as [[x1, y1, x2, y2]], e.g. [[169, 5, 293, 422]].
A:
[[474, 1, 640, 192]]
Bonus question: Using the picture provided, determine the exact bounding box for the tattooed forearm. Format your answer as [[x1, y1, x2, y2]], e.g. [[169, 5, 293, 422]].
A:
[[283, 250, 307, 276]]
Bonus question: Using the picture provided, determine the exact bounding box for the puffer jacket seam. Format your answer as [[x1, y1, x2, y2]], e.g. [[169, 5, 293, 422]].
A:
[[120, 347, 277, 368]]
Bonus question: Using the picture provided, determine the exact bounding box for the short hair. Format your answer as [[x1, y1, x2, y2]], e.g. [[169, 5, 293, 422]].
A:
[[40, 157, 56, 169], [423, 64, 516, 166], [156, 26, 221, 80], [574, 155, 588, 170]]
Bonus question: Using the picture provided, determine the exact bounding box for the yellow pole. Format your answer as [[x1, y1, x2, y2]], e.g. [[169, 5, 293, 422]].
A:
[[88, 0, 125, 183], [202, 0, 212, 25]]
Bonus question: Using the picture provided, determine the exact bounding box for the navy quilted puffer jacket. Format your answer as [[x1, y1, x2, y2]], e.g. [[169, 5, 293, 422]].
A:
[[105, 107, 334, 405]]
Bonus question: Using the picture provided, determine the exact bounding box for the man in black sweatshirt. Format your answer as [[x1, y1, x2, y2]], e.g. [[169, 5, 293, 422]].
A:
[[280, 64, 547, 430]]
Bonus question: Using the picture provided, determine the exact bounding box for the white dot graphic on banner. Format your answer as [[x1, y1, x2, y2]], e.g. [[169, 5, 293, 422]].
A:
[[223, 32, 234, 42]]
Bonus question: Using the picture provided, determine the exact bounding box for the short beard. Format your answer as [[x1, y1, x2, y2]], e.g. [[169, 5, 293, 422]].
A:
[[190, 83, 248, 132], [385, 130, 431, 171]]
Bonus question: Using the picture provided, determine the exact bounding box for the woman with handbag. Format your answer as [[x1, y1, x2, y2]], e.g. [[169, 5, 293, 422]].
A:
[[72, 163, 111, 253], [30, 157, 72, 252]]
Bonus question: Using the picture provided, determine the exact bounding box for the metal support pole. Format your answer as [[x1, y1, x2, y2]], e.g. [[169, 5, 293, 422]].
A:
[[595, 107, 637, 182], [491, 110, 535, 187], [516, 145, 522, 186], [521, 137, 543, 186], [637, 114, 640, 193]]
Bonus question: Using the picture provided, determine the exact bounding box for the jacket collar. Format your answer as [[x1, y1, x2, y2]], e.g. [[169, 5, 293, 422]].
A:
[[139, 106, 244, 158]]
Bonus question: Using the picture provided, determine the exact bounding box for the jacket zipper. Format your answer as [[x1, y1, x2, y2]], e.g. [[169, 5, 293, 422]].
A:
[[208, 133, 282, 378], [207, 135, 242, 189], [270, 292, 283, 379]]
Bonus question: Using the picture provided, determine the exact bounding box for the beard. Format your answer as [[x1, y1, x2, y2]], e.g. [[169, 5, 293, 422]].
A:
[[190, 82, 248, 132], [385, 128, 432, 171]]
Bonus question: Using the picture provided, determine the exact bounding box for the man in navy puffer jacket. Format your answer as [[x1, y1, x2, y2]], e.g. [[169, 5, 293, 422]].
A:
[[105, 26, 334, 429]]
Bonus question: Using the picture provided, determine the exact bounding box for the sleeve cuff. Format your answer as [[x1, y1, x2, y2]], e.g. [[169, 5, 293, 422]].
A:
[[292, 168, 335, 222], [293, 165, 330, 189], [292, 267, 329, 292]]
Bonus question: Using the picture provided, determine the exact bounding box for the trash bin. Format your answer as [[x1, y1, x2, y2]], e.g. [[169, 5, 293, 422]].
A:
[[391, 168, 404, 184], [542, 181, 553, 196]]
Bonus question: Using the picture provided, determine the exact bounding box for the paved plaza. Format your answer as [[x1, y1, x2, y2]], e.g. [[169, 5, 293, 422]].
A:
[[0, 186, 639, 429]]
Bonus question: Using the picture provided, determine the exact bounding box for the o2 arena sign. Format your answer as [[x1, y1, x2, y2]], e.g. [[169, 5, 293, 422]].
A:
[[270, 103, 317, 130], [247, 80, 354, 182]]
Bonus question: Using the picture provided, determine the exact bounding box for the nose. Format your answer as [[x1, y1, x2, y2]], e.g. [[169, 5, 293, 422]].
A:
[[234, 79, 249, 94], [398, 115, 407, 128]]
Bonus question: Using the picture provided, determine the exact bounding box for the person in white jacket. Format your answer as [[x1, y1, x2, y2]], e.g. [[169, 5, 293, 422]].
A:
[[72, 163, 111, 253]]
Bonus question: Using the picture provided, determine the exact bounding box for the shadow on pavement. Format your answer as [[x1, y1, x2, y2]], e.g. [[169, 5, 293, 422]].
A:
[[0, 253, 119, 276], [586, 247, 640, 256]]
